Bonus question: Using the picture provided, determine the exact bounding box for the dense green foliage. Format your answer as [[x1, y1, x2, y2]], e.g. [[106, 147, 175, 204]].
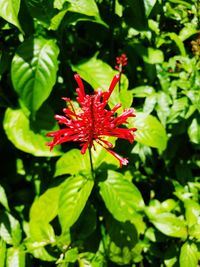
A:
[[0, 0, 200, 266]]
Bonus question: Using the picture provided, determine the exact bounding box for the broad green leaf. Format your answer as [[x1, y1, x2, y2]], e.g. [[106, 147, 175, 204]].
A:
[[58, 175, 94, 232], [0, 184, 9, 211], [51, 0, 107, 30], [149, 213, 187, 238], [179, 242, 198, 267], [184, 199, 200, 227], [6, 247, 25, 267], [99, 170, 144, 222], [0, 0, 22, 31], [129, 112, 168, 151], [188, 118, 200, 144], [29, 220, 56, 246], [55, 149, 90, 177], [30, 185, 61, 223], [0, 239, 6, 267], [11, 37, 59, 113], [0, 212, 22, 246], [71, 55, 129, 108], [3, 108, 61, 156]]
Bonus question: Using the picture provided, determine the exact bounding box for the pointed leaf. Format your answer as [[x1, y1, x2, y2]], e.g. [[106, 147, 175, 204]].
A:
[[99, 170, 144, 222], [11, 37, 59, 113], [149, 212, 187, 238], [30, 185, 61, 223], [129, 112, 168, 151], [0, 212, 22, 246], [0, 0, 22, 31], [58, 175, 94, 232], [179, 242, 198, 267], [3, 108, 61, 156]]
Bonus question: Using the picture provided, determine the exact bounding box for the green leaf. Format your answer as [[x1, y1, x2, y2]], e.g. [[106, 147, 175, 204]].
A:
[[99, 170, 144, 222], [66, 0, 100, 17], [6, 247, 25, 267], [58, 175, 94, 232], [184, 199, 200, 227], [26, 246, 56, 261], [30, 185, 61, 223], [189, 224, 200, 239], [11, 37, 59, 113], [144, 0, 157, 17], [55, 149, 90, 177], [0, 0, 22, 31], [71, 55, 128, 108], [179, 242, 198, 267], [143, 48, 164, 64], [0, 212, 22, 246], [29, 220, 56, 246], [0, 184, 9, 211], [3, 108, 61, 156], [0, 239, 6, 267], [129, 112, 168, 151], [51, 0, 107, 30], [149, 212, 187, 238], [188, 118, 200, 144]]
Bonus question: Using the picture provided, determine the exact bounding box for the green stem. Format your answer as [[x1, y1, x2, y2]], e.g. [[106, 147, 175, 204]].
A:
[[89, 148, 95, 180]]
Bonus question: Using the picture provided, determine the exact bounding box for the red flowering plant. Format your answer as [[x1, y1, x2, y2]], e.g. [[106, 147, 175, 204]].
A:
[[47, 74, 136, 169]]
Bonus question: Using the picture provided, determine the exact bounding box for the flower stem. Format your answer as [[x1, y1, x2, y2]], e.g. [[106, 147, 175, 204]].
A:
[[89, 148, 95, 179]]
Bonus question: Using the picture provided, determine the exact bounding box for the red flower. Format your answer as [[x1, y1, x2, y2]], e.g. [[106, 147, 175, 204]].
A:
[[115, 54, 128, 72], [47, 74, 136, 167]]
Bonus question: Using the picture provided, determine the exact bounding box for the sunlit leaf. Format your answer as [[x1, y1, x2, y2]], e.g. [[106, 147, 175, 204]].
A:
[[11, 37, 59, 113], [129, 112, 168, 151], [149, 212, 187, 238], [58, 175, 94, 233], [0, 212, 22, 246], [0, 0, 22, 31], [30, 186, 61, 223], [3, 108, 61, 156], [99, 170, 144, 222], [179, 242, 198, 267]]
